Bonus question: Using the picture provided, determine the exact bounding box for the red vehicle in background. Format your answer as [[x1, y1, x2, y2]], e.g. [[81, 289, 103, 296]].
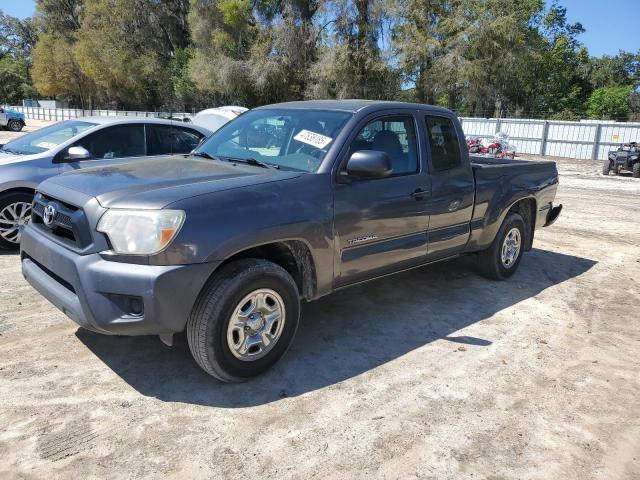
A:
[[467, 133, 516, 159]]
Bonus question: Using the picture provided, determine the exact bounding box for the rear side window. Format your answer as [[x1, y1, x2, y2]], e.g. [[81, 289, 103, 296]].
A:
[[425, 116, 461, 171], [73, 124, 146, 160], [147, 124, 205, 155]]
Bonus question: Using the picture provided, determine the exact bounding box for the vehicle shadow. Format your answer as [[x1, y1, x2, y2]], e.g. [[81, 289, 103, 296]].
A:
[[76, 248, 596, 408]]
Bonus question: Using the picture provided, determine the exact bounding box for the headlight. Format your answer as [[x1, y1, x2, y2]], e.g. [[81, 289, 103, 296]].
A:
[[97, 209, 185, 255]]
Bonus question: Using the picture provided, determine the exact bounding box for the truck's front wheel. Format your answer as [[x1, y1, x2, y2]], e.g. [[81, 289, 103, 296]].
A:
[[477, 212, 525, 280], [187, 259, 300, 382], [633, 162, 640, 178], [602, 160, 612, 176]]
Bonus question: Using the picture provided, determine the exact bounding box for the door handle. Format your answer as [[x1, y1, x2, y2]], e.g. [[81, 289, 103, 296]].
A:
[[410, 188, 429, 199], [448, 200, 461, 211]]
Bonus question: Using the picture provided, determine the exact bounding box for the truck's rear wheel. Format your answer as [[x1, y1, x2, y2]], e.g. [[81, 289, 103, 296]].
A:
[[602, 160, 612, 176], [633, 162, 640, 178], [7, 120, 23, 132], [187, 259, 300, 382], [477, 212, 525, 280]]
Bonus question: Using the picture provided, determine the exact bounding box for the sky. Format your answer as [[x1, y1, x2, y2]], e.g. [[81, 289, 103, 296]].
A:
[[1, 0, 638, 58]]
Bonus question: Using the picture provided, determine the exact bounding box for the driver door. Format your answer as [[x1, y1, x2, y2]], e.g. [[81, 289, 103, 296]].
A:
[[333, 112, 430, 287]]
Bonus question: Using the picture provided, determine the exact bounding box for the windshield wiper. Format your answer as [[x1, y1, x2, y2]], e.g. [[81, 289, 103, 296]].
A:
[[190, 151, 279, 169], [190, 151, 217, 160], [224, 156, 280, 169], [1, 147, 22, 155]]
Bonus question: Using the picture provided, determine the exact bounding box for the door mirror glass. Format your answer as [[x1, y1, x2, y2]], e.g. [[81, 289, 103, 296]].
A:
[[346, 150, 392, 179], [66, 146, 90, 160]]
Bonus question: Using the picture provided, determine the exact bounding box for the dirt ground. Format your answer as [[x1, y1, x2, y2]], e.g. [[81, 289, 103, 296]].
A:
[[0, 131, 639, 478], [0, 120, 54, 144]]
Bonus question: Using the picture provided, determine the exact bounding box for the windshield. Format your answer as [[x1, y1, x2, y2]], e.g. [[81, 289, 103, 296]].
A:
[[194, 108, 352, 172], [1, 120, 97, 155]]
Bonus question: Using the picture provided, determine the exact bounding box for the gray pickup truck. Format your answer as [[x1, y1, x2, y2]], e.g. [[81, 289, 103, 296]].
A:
[[21, 100, 562, 382]]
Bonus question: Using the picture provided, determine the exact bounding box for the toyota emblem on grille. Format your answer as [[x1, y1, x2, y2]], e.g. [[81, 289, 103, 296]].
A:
[[43, 204, 57, 227]]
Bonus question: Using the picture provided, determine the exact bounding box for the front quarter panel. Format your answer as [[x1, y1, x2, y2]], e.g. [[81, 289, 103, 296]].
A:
[[0, 155, 58, 193], [159, 174, 335, 296]]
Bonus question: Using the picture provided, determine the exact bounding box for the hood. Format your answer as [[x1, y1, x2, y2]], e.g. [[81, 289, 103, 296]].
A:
[[0, 150, 41, 166], [4, 108, 25, 119], [44, 156, 302, 209]]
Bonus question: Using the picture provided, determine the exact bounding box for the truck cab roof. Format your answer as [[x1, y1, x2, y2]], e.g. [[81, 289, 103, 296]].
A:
[[254, 99, 453, 115]]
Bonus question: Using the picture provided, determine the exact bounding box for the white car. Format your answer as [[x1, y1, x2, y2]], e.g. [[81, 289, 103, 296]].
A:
[[191, 106, 248, 132]]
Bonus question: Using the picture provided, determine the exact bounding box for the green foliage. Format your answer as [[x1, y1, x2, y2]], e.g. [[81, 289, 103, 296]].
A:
[[0, 56, 36, 103], [0, 0, 638, 117], [586, 85, 633, 121]]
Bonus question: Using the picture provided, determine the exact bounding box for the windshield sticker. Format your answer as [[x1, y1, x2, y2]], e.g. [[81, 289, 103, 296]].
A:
[[36, 142, 57, 149], [293, 130, 333, 149]]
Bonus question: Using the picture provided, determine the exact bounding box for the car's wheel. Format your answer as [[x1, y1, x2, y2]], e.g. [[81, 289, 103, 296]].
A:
[[477, 212, 526, 280], [0, 192, 33, 250], [602, 160, 612, 176], [7, 120, 23, 132], [633, 162, 640, 178], [187, 258, 300, 382]]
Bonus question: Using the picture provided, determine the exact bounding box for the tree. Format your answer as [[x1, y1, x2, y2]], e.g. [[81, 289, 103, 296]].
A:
[[187, 0, 258, 105], [0, 12, 37, 60], [309, 0, 400, 100], [586, 85, 633, 120], [525, 2, 590, 119], [35, 0, 83, 37], [587, 52, 640, 89], [250, 0, 322, 102], [0, 11, 38, 103], [392, 0, 451, 104], [74, 0, 190, 109], [32, 33, 95, 107]]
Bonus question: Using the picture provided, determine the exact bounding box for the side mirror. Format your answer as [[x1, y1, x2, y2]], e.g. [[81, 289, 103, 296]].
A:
[[345, 150, 392, 179], [65, 146, 90, 161]]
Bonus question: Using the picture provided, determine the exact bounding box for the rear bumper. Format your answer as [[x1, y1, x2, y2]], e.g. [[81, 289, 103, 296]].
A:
[[543, 204, 562, 227], [21, 224, 216, 336]]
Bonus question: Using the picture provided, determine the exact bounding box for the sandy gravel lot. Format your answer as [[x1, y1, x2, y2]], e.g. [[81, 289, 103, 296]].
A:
[[0, 120, 54, 145], [0, 147, 638, 479]]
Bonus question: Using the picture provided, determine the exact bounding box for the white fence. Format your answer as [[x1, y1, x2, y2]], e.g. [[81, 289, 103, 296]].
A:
[[7, 105, 640, 161], [6, 105, 189, 122], [460, 117, 640, 160]]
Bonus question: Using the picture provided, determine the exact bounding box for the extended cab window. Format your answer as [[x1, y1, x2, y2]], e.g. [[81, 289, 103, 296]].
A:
[[425, 116, 461, 171], [72, 124, 146, 160], [147, 124, 205, 155], [350, 115, 418, 175]]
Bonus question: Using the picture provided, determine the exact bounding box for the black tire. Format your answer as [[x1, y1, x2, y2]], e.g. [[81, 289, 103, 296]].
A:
[[7, 120, 23, 132], [633, 162, 640, 178], [0, 191, 34, 250], [602, 160, 611, 176], [477, 212, 526, 280], [187, 258, 300, 382]]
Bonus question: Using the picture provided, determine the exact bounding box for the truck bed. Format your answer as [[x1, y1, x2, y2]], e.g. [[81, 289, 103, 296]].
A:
[[469, 154, 556, 168]]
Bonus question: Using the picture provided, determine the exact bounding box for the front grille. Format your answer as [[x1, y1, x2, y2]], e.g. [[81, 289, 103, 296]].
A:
[[31, 193, 92, 248], [32, 202, 73, 228]]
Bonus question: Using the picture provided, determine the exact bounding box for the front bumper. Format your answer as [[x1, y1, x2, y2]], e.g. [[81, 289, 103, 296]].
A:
[[21, 224, 216, 335]]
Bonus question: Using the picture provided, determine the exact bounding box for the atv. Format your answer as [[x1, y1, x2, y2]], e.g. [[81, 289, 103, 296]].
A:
[[603, 142, 640, 178]]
